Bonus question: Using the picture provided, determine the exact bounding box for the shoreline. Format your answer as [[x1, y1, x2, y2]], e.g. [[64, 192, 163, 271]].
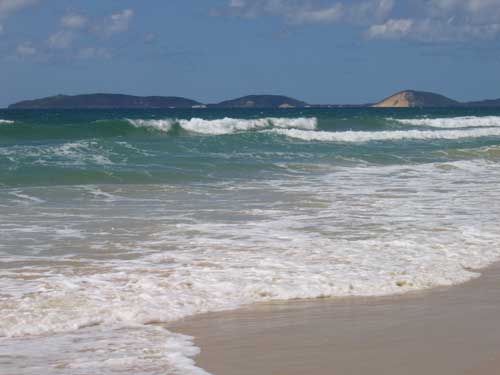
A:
[[171, 263, 500, 375]]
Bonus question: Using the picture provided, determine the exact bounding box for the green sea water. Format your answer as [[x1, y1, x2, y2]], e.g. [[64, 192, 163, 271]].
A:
[[1, 108, 500, 187]]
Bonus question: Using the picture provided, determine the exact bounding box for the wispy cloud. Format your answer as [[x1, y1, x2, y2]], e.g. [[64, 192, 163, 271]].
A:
[[290, 4, 344, 24], [104, 9, 134, 35], [215, 0, 500, 42], [214, 0, 393, 24], [47, 30, 74, 49], [366, 19, 413, 40], [61, 13, 87, 29], [11, 8, 136, 62], [16, 41, 36, 56], [367, 0, 500, 42]]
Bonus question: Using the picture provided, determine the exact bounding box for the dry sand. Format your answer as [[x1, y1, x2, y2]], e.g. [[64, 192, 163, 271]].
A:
[[171, 264, 500, 375]]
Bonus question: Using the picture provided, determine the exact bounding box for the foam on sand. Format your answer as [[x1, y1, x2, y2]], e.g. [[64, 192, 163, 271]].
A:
[[390, 116, 500, 128], [269, 127, 500, 142]]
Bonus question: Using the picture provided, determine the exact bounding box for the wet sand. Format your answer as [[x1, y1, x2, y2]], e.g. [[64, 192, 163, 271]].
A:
[[171, 264, 500, 375]]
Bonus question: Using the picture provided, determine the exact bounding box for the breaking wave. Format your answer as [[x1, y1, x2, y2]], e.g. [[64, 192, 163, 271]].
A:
[[269, 127, 500, 142], [390, 116, 500, 128], [126, 117, 317, 134], [127, 119, 174, 132], [0, 119, 14, 124]]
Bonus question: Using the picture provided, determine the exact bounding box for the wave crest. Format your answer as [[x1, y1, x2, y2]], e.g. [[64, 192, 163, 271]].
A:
[[269, 127, 500, 142], [126, 119, 175, 132], [0, 119, 14, 124], [390, 116, 500, 128], [127, 117, 318, 135]]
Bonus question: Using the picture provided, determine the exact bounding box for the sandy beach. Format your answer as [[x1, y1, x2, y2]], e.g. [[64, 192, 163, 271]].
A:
[[171, 264, 500, 375]]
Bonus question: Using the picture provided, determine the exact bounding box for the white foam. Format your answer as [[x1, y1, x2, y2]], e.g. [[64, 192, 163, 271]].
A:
[[127, 117, 317, 135], [0, 326, 210, 375], [267, 117, 317, 130], [0, 119, 14, 124], [2, 141, 115, 166], [2, 158, 500, 374], [269, 127, 500, 142], [390, 116, 500, 128], [180, 117, 317, 134], [179, 117, 270, 134], [127, 118, 175, 132]]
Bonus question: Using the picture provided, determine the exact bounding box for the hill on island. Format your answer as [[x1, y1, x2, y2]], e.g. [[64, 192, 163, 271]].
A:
[[8, 94, 203, 109], [372, 90, 459, 108], [213, 95, 307, 109]]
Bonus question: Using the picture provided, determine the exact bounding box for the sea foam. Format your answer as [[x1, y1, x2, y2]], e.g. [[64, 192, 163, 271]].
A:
[[2, 159, 500, 374], [126, 117, 318, 134], [390, 116, 500, 128], [127, 118, 175, 132], [269, 127, 500, 142], [0, 119, 14, 124]]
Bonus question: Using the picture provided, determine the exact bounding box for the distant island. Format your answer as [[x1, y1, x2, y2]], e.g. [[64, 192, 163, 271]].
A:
[[8, 94, 304, 110], [7, 90, 500, 109], [8, 94, 203, 109], [212, 95, 306, 109], [372, 90, 458, 108], [372, 90, 500, 108]]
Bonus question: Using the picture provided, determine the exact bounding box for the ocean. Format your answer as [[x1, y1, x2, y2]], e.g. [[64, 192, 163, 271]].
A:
[[1, 108, 500, 374]]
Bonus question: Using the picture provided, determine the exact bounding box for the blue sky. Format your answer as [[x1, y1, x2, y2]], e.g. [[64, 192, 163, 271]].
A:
[[1, 0, 500, 107]]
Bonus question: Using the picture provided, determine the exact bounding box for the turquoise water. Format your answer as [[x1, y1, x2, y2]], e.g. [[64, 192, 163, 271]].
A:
[[2, 108, 500, 187], [1, 108, 500, 374]]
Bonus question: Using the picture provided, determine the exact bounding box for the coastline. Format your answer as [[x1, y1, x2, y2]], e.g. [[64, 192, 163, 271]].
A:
[[171, 263, 500, 375]]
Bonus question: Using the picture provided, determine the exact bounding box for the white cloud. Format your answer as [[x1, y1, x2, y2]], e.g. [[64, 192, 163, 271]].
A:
[[367, 16, 500, 42], [430, 0, 500, 14], [290, 4, 343, 24], [386, 0, 500, 41], [216, 0, 393, 25], [366, 18, 413, 39], [217, 0, 346, 25], [61, 13, 86, 29], [16, 42, 36, 56], [48, 30, 73, 49], [105, 9, 134, 35], [216, 0, 500, 42], [347, 0, 394, 23]]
